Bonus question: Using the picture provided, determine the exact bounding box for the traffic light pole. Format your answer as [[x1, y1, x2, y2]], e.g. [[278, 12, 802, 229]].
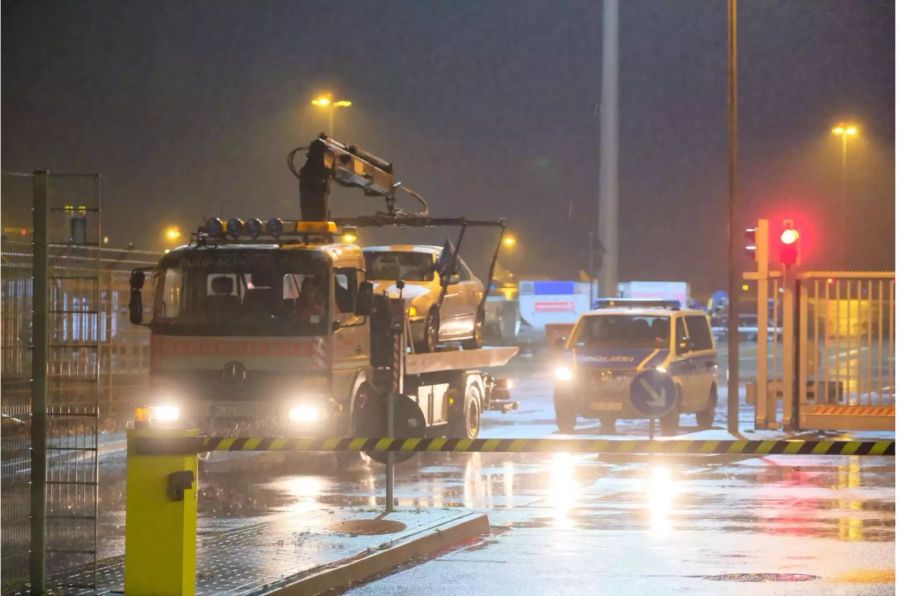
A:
[[726, 0, 740, 434]]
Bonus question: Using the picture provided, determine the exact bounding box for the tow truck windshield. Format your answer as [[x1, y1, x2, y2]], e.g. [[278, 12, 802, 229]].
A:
[[568, 315, 670, 349], [364, 251, 435, 282], [152, 249, 330, 336]]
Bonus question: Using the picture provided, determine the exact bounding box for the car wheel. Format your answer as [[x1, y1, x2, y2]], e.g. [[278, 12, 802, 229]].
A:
[[695, 385, 717, 428], [416, 309, 440, 352], [462, 309, 485, 350], [448, 382, 481, 439], [554, 395, 577, 433]]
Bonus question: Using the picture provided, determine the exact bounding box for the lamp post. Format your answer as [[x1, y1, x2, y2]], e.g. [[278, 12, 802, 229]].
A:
[[311, 93, 353, 137], [831, 123, 859, 265]]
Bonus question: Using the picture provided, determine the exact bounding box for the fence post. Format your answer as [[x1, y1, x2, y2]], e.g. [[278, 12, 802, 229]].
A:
[[782, 268, 796, 430], [30, 170, 49, 594]]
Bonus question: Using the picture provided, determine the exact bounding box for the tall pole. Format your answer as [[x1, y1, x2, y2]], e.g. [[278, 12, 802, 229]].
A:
[[599, 0, 619, 298], [328, 106, 334, 138], [840, 134, 848, 266], [31, 171, 49, 594], [726, 0, 740, 434]]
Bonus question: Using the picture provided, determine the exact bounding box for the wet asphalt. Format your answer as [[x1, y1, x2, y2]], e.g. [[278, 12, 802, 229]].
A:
[[79, 348, 896, 594]]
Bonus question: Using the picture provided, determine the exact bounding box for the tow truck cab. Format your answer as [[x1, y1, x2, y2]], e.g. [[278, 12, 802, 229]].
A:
[[132, 222, 372, 434]]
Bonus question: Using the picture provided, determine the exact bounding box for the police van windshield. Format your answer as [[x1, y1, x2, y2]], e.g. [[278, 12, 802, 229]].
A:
[[569, 315, 670, 349], [365, 251, 435, 282], [152, 249, 330, 336]]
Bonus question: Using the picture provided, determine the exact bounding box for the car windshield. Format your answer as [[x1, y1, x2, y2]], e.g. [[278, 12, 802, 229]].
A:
[[569, 315, 670, 349], [365, 251, 435, 282], [152, 249, 330, 336]]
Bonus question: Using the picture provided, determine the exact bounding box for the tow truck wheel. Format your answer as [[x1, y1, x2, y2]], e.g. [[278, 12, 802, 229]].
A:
[[417, 309, 440, 353], [449, 382, 481, 439], [695, 386, 717, 428], [554, 396, 576, 433], [462, 310, 485, 350]]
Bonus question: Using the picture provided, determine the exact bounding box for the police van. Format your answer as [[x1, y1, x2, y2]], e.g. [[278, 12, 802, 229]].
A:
[[553, 299, 718, 434]]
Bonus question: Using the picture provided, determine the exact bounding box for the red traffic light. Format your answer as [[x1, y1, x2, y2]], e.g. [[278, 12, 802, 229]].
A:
[[780, 228, 799, 245], [779, 220, 800, 267]]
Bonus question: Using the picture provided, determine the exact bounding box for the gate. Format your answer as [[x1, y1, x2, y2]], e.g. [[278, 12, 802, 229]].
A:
[[797, 272, 895, 431]]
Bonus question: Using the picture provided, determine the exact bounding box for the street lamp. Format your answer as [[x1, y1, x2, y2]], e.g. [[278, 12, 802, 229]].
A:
[[502, 233, 517, 250], [831, 123, 860, 264], [163, 225, 181, 246], [311, 93, 352, 137]]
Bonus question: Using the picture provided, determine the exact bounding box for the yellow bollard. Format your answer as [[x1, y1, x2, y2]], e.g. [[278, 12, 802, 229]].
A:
[[125, 428, 199, 595]]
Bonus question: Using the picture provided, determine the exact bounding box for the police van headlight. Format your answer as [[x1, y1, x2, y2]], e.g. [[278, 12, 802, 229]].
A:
[[554, 366, 575, 382], [289, 403, 322, 424]]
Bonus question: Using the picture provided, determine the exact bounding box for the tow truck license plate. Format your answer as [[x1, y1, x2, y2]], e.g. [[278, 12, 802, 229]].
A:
[[589, 402, 623, 411], [211, 403, 257, 418]]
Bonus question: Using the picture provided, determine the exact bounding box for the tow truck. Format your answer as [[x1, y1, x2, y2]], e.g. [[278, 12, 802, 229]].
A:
[[128, 134, 518, 441]]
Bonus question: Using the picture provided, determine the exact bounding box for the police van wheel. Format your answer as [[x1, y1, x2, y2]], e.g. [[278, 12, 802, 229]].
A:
[[695, 386, 717, 428], [660, 407, 680, 436], [554, 398, 576, 433]]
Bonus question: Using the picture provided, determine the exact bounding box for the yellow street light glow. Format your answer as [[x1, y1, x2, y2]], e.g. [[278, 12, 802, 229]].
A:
[[502, 233, 517, 249], [311, 96, 331, 107], [334, 100, 352, 107], [165, 226, 181, 241], [341, 232, 357, 243], [832, 123, 860, 137]]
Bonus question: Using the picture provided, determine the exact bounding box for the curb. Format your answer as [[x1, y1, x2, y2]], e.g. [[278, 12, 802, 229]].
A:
[[262, 512, 490, 595]]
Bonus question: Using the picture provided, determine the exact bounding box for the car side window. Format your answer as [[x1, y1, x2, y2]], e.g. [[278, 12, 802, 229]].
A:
[[686, 315, 713, 351], [675, 318, 690, 355], [456, 258, 471, 281]]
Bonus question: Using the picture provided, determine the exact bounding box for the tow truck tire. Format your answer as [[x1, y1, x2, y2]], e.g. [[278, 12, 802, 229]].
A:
[[462, 310, 485, 350], [448, 382, 481, 439], [695, 386, 717, 428], [416, 309, 440, 353], [554, 396, 576, 433]]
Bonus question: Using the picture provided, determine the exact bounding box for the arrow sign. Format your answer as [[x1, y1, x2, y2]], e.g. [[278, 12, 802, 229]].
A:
[[629, 370, 676, 418]]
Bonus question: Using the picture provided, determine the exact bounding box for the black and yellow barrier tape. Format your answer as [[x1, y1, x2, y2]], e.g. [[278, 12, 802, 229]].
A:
[[133, 436, 895, 457]]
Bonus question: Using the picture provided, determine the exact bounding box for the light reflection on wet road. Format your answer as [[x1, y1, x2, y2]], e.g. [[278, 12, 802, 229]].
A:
[[87, 356, 894, 594]]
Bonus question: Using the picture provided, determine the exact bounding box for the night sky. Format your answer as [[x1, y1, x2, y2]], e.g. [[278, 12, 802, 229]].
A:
[[3, 0, 894, 297]]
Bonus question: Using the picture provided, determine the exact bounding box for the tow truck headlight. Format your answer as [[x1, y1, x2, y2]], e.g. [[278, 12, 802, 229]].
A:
[[151, 404, 181, 423], [554, 366, 575, 382], [289, 404, 322, 424]]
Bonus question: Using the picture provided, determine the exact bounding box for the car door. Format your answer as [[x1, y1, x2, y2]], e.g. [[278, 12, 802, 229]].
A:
[[669, 317, 694, 407], [456, 258, 483, 333], [438, 257, 467, 338], [684, 314, 717, 410]]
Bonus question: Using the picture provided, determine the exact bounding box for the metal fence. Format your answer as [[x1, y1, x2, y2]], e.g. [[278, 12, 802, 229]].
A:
[[1, 171, 158, 593], [797, 272, 895, 431]]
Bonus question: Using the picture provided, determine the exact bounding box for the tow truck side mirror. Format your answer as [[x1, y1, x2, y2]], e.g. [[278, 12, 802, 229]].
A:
[[355, 281, 374, 316], [129, 270, 145, 325], [447, 273, 461, 285]]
